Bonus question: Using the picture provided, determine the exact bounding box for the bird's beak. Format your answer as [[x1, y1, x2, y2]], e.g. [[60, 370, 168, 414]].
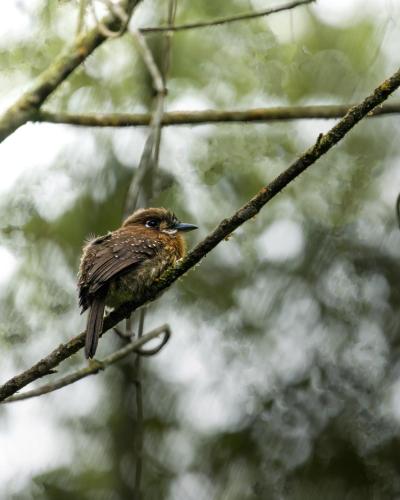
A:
[[174, 222, 198, 232]]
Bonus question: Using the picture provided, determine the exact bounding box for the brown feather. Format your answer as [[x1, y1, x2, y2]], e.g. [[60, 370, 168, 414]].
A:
[[78, 207, 193, 358], [85, 288, 107, 358]]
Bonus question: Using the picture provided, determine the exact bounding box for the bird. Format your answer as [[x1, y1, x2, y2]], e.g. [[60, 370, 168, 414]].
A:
[[78, 207, 198, 359]]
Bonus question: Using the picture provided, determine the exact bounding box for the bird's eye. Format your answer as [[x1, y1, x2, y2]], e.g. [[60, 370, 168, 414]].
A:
[[145, 219, 158, 228]]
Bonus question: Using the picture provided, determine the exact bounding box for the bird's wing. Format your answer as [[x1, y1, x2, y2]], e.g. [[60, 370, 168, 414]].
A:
[[78, 230, 159, 311]]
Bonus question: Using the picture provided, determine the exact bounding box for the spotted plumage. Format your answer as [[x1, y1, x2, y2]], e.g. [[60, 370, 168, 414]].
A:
[[78, 207, 197, 358]]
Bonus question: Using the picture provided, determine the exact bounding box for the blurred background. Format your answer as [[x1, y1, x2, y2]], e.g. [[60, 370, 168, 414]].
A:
[[1, 0, 400, 498]]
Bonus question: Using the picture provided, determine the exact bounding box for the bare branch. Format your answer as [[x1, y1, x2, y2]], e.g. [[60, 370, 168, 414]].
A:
[[131, 30, 165, 94], [1, 66, 399, 402], [35, 102, 400, 128], [0, 0, 142, 145], [140, 0, 314, 33], [2, 325, 170, 403]]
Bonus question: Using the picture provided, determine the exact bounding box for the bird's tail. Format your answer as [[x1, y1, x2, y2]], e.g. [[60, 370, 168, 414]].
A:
[[85, 292, 107, 359]]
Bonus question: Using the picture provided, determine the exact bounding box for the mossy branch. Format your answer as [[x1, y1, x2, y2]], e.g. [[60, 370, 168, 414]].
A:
[[35, 102, 400, 128], [0, 66, 399, 402], [0, 0, 142, 145]]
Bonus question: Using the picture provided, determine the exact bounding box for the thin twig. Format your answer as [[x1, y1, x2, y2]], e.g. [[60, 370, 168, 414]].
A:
[[2, 325, 170, 403], [131, 30, 165, 94], [135, 329, 170, 356], [140, 0, 314, 33], [160, 0, 177, 83], [1, 66, 400, 402], [35, 102, 400, 128]]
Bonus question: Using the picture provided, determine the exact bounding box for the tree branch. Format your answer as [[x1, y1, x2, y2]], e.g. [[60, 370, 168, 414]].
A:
[[140, 0, 314, 33], [2, 325, 170, 403], [0, 0, 142, 145], [35, 102, 400, 128], [1, 66, 399, 402]]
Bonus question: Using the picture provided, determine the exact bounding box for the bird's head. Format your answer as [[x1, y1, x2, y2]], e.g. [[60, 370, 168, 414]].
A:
[[122, 207, 198, 236]]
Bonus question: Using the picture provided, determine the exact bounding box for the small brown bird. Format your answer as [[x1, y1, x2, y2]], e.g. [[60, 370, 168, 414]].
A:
[[78, 207, 197, 358]]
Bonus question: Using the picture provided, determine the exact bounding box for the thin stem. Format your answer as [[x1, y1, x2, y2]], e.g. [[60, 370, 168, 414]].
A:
[[131, 30, 165, 94], [36, 102, 400, 128], [140, 0, 314, 33]]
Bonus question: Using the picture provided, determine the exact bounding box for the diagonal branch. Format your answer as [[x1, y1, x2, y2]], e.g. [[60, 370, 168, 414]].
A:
[[2, 325, 170, 403], [140, 0, 314, 33], [0, 66, 399, 402], [0, 0, 142, 145], [35, 102, 400, 128]]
